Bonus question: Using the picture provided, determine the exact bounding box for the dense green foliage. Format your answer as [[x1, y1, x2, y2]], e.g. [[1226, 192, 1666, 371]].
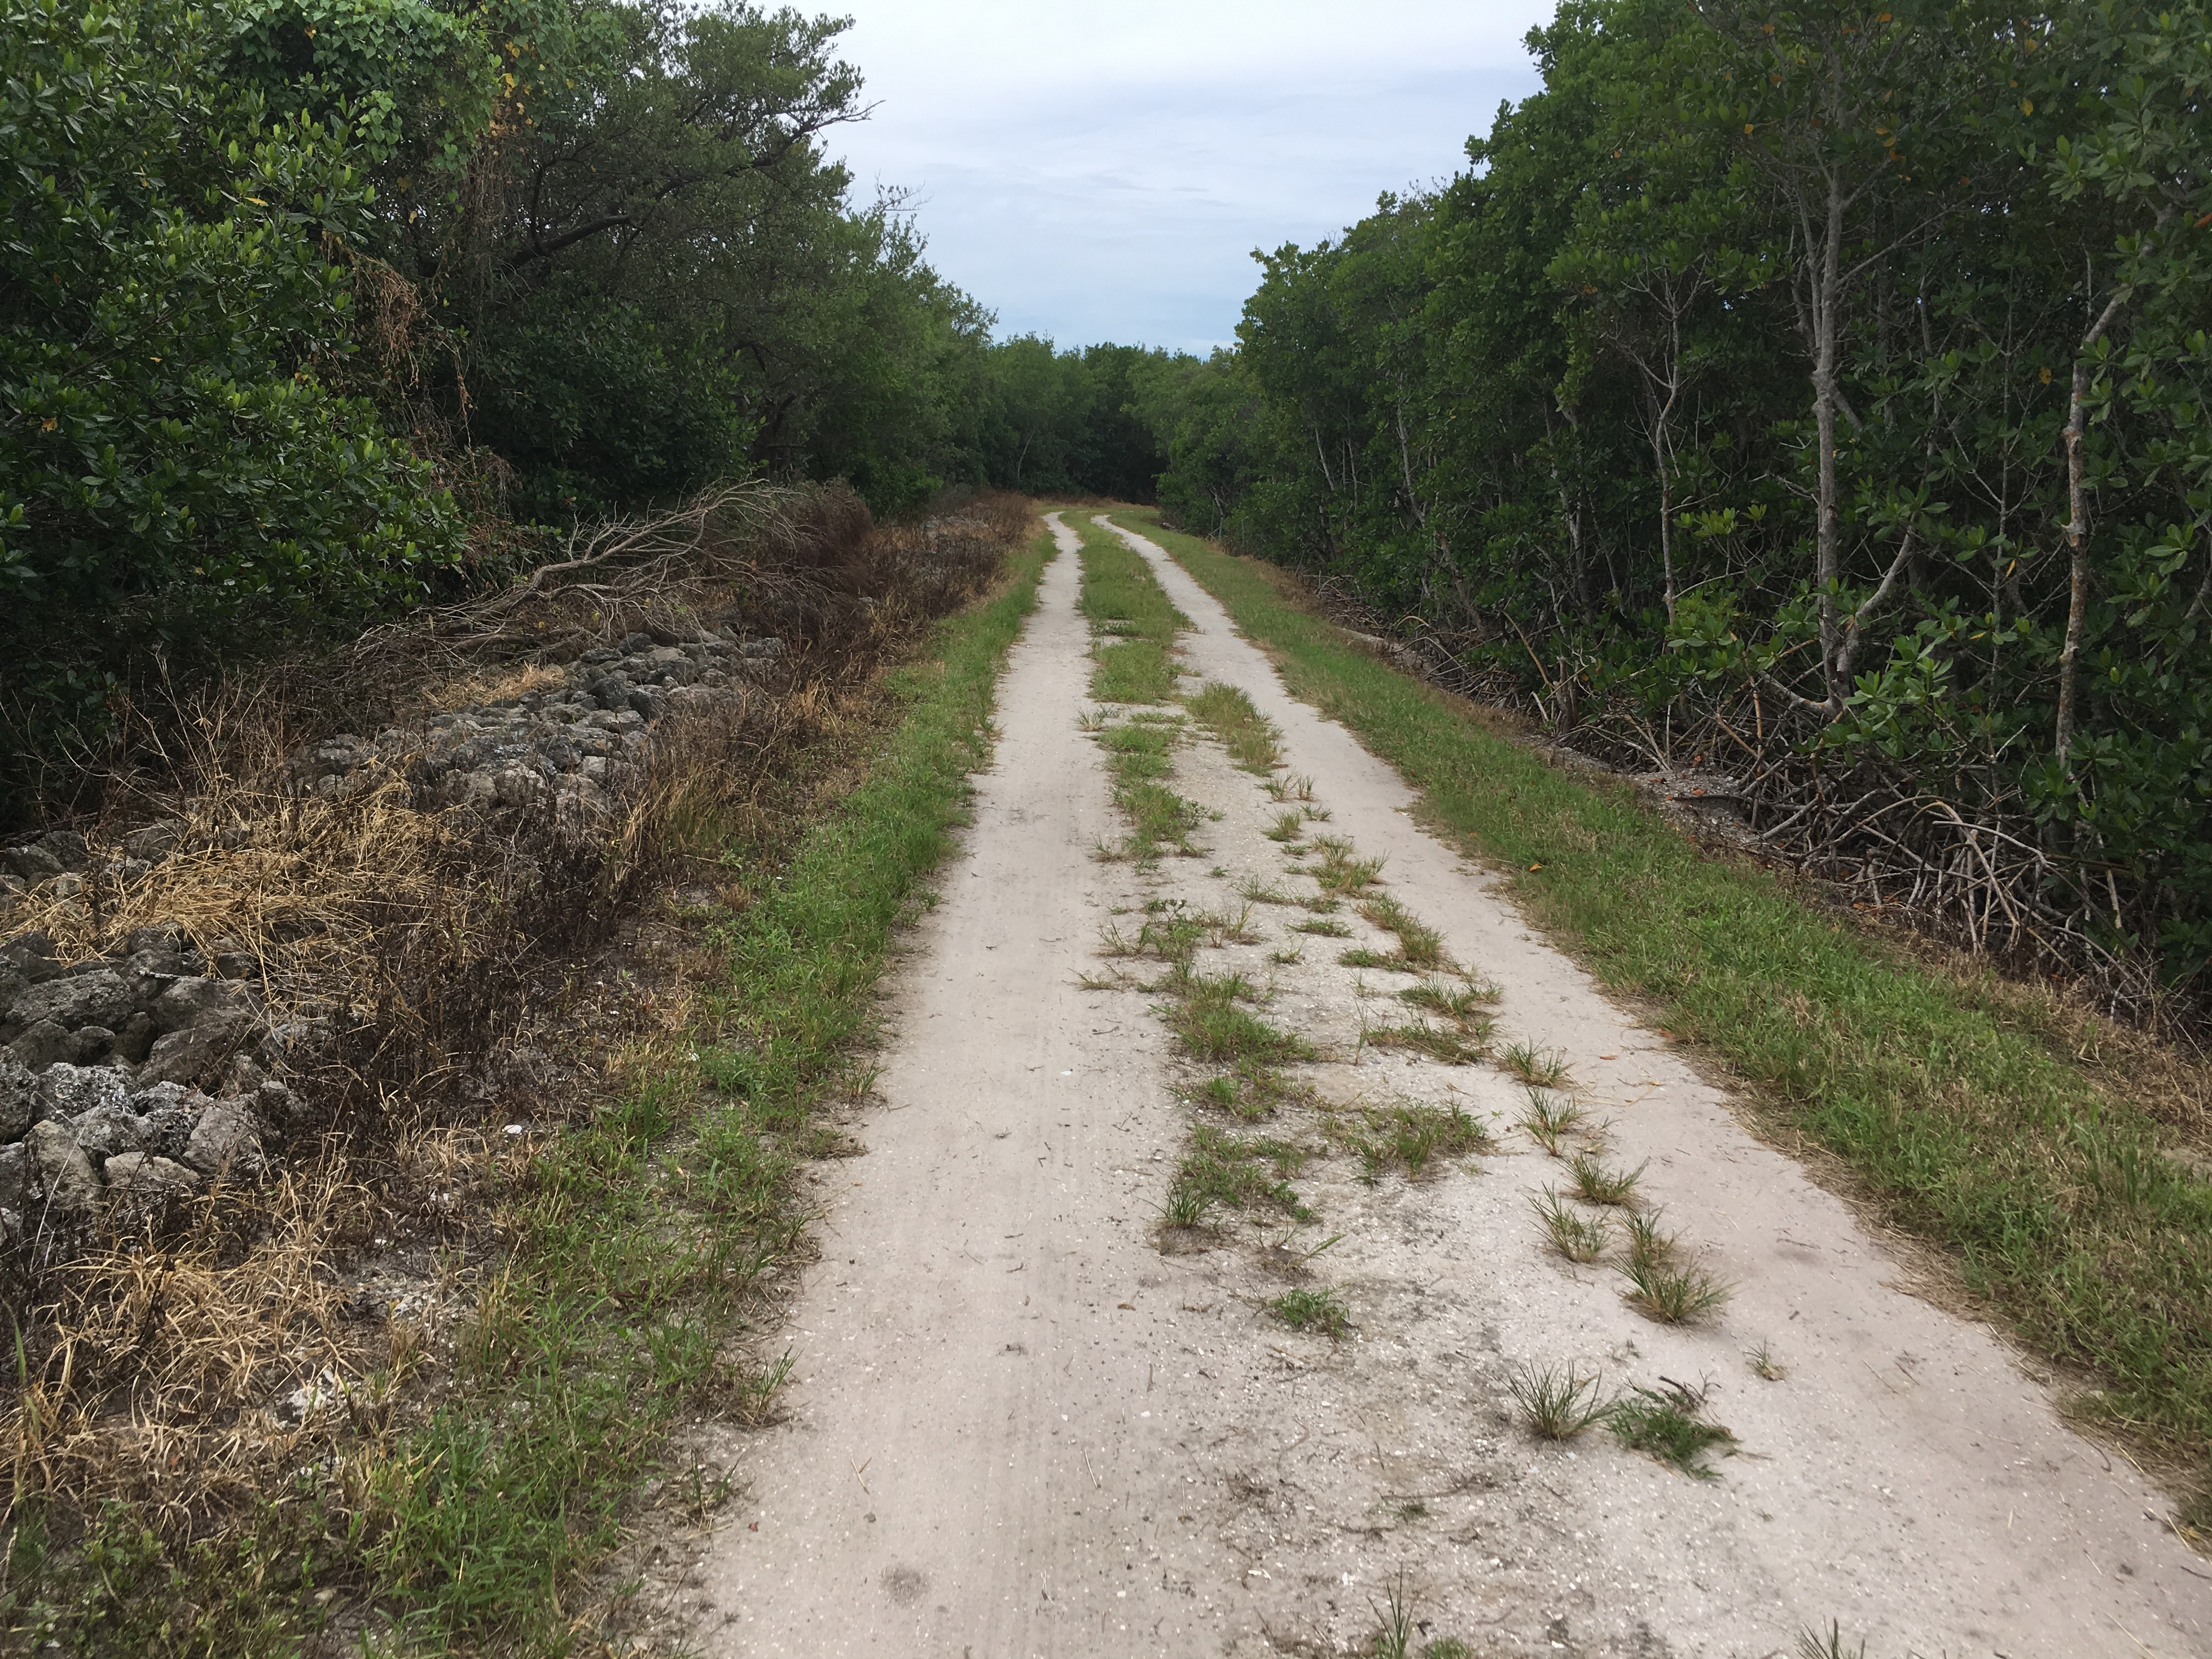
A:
[[1129, 0, 2212, 990], [1, 0, 467, 761], [0, 0, 1158, 812]]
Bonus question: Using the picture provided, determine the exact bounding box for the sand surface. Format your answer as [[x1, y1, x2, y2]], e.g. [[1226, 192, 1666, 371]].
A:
[[690, 513, 2212, 1657]]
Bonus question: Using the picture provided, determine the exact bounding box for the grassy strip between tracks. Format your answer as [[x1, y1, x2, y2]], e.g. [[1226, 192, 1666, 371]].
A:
[[1113, 509, 2212, 1526], [3, 523, 1055, 1658]]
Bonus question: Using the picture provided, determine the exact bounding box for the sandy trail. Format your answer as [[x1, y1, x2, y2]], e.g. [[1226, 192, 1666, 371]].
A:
[[693, 513, 2212, 1656]]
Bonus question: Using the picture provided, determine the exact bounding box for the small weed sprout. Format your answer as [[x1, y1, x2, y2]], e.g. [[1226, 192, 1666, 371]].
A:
[[1269, 948, 1302, 966], [1795, 1623, 1869, 1659], [1519, 1088, 1584, 1156], [1291, 916, 1351, 938], [1498, 1041, 1572, 1088], [1747, 1340, 1787, 1381], [1237, 875, 1295, 905], [1423, 1643, 1473, 1659], [1264, 810, 1306, 843], [1368, 1570, 1416, 1659], [1269, 1287, 1348, 1338], [1262, 773, 1317, 802], [1567, 1152, 1643, 1207], [1507, 1361, 1612, 1439], [1620, 1257, 1732, 1325], [1530, 1187, 1610, 1262]]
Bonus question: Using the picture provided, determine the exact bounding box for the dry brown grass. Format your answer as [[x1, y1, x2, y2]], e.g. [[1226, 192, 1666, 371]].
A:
[[6, 1168, 400, 1527]]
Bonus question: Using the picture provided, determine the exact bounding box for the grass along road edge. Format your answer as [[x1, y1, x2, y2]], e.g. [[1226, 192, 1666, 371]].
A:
[[1114, 509, 2212, 1530], [5, 522, 1056, 1657]]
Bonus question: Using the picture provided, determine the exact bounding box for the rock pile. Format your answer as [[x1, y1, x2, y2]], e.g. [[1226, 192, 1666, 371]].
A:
[[0, 625, 787, 1241], [1, 926, 295, 1238], [294, 627, 784, 821]]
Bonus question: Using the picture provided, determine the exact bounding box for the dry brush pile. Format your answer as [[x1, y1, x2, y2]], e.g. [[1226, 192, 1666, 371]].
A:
[[0, 481, 1031, 1632]]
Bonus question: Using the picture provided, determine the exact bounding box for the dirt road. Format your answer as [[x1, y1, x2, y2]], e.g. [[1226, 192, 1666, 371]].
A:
[[691, 514, 2212, 1656]]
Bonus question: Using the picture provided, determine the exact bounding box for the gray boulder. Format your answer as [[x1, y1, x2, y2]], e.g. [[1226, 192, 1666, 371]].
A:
[[38, 832, 90, 872], [36, 1063, 133, 1121], [0, 1052, 36, 1139], [0, 931, 60, 985], [149, 975, 255, 1034], [70, 1102, 146, 1162], [104, 1152, 200, 1207], [138, 1022, 249, 1090], [9, 1020, 72, 1071], [122, 922, 188, 956], [2, 844, 63, 884], [132, 1088, 204, 1160], [111, 1012, 156, 1065], [64, 1026, 114, 1065], [182, 1103, 262, 1180], [0, 1141, 25, 1210], [7, 968, 137, 1036], [26, 1120, 101, 1211], [121, 822, 186, 864]]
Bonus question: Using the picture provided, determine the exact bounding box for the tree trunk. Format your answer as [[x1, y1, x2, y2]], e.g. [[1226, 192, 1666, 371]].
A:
[[1812, 169, 1847, 714], [2054, 281, 2136, 759]]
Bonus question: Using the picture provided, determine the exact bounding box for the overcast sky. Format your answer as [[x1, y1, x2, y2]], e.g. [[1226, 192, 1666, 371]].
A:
[[825, 1, 1557, 356]]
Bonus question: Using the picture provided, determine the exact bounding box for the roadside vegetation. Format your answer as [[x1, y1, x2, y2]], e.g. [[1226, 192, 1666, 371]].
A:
[[1, 0, 1161, 821], [1109, 0, 2212, 1014], [1122, 509, 2212, 1526], [0, 516, 1051, 1654]]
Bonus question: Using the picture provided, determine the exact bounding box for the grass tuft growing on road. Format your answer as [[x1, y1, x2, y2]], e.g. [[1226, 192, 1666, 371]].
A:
[[1119, 509, 2212, 1512], [1072, 512, 1185, 703]]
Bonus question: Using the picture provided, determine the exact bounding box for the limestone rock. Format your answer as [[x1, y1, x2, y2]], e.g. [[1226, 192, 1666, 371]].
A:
[[70, 1102, 146, 1162], [26, 1119, 101, 1211], [5, 967, 136, 1036], [182, 1103, 262, 1180], [9, 1019, 71, 1071], [36, 1063, 133, 1121], [104, 1152, 200, 1207], [149, 975, 255, 1034], [138, 1020, 249, 1090], [0, 1053, 36, 1140]]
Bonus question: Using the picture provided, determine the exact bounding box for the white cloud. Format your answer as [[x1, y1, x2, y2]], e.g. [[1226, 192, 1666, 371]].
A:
[[825, 0, 1554, 352]]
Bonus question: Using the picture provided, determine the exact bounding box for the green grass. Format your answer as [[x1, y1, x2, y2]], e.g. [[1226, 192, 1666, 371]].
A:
[[1186, 679, 1283, 772], [1071, 512, 1184, 703], [1530, 1186, 1610, 1261], [1165, 1125, 1313, 1227], [1267, 1286, 1349, 1338], [1362, 1019, 1487, 1064], [1171, 973, 1315, 1065], [1119, 510, 2212, 1497], [1508, 1361, 1613, 1438], [1092, 720, 1203, 862], [1608, 1385, 1739, 1479], [1338, 1101, 1490, 1181]]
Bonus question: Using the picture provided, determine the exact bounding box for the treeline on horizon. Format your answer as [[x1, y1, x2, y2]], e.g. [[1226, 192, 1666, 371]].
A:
[[1120, 0, 2212, 997], [0, 0, 1163, 816]]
